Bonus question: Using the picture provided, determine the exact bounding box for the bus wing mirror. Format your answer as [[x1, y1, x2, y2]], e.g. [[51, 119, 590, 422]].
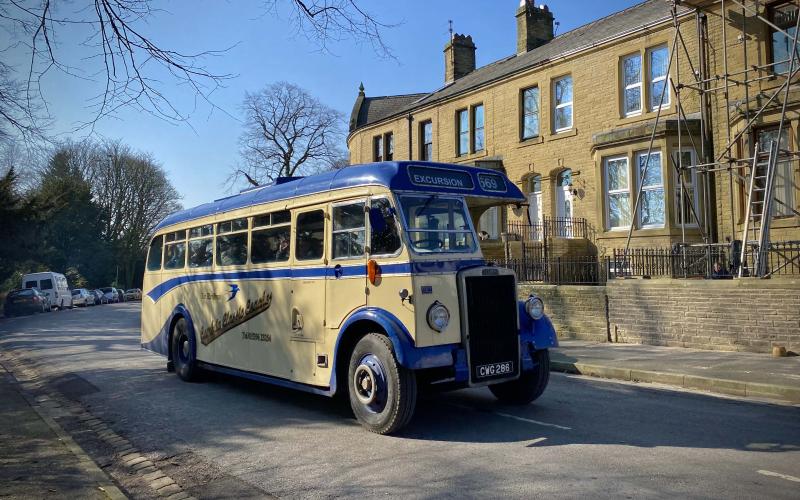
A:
[[368, 207, 387, 232]]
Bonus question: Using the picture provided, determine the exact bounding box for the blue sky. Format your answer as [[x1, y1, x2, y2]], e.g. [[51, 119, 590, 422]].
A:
[[32, 0, 642, 208]]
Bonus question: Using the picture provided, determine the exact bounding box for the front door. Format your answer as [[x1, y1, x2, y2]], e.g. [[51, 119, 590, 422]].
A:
[[555, 169, 573, 237], [325, 198, 368, 336]]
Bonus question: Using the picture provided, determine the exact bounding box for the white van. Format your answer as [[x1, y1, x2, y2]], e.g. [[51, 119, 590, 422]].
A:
[[22, 272, 73, 310]]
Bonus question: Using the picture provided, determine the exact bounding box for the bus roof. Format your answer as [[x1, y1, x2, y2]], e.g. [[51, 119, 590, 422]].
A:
[[154, 161, 525, 232]]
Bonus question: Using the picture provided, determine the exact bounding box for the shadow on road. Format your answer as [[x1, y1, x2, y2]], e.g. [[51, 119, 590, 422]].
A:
[[1, 303, 799, 456]]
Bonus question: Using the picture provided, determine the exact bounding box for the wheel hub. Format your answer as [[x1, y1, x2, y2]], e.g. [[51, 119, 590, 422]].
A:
[[352, 354, 388, 412]]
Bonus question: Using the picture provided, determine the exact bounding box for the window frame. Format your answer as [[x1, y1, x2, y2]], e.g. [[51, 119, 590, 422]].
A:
[[294, 208, 326, 262], [621, 52, 643, 117], [768, 1, 800, 74], [187, 224, 214, 269], [755, 126, 796, 218], [647, 45, 670, 112], [672, 148, 701, 228], [215, 217, 249, 268], [146, 235, 164, 272], [373, 135, 383, 162], [604, 155, 632, 231], [635, 150, 666, 229], [368, 195, 404, 258], [456, 108, 469, 156], [250, 210, 292, 265], [553, 75, 574, 133], [472, 103, 485, 153], [384, 132, 394, 161], [331, 199, 367, 261], [520, 86, 540, 140], [420, 121, 433, 161], [163, 229, 187, 270]]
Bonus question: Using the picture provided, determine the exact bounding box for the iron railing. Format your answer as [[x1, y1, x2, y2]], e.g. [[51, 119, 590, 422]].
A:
[[491, 256, 607, 285], [506, 217, 589, 241], [611, 241, 800, 279]]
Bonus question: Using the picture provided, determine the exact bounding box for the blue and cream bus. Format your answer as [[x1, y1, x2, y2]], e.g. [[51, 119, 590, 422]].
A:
[[142, 161, 558, 434]]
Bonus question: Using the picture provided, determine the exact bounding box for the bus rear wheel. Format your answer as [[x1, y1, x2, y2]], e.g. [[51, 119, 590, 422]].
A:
[[171, 317, 198, 382], [348, 333, 416, 435], [489, 349, 550, 404]]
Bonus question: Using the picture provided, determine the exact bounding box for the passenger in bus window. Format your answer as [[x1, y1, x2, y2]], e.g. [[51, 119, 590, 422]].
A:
[[217, 234, 247, 266], [252, 227, 290, 263], [189, 239, 213, 268]]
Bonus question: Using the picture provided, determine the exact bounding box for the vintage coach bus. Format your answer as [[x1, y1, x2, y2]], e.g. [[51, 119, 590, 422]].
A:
[[142, 161, 558, 434]]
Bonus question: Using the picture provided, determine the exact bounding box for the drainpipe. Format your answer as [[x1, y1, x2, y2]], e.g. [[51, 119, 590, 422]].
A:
[[407, 114, 414, 160]]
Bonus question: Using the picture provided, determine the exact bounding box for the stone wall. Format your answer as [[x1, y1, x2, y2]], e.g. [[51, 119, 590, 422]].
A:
[[606, 278, 800, 353], [519, 278, 800, 354], [518, 284, 608, 342]]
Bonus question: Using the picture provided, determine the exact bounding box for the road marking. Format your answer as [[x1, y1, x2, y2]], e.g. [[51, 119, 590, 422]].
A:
[[494, 411, 573, 430], [445, 402, 572, 430], [757, 470, 800, 483], [526, 437, 548, 446]]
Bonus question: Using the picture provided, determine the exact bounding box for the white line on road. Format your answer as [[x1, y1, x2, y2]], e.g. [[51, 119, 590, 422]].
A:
[[757, 470, 800, 483], [445, 402, 572, 431], [494, 411, 573, 430]]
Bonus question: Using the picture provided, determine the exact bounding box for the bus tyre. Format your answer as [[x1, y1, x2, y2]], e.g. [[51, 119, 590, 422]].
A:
[[489, 349, 550, 405], [171, 318, 198, 382], [348, 333, 417, 435]]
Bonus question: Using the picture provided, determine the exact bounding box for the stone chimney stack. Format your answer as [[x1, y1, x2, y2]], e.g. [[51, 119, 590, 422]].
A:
[[444, 34, 476, 84], [516, 1, 554, 54]]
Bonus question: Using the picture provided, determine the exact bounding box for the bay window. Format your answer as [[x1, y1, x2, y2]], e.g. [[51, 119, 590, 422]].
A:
[[605, 156, 631, 230], [636, 150, 665, 228]]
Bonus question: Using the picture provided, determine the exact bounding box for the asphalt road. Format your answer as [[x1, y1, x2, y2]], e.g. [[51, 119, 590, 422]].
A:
[[1, 304, 799, 499]]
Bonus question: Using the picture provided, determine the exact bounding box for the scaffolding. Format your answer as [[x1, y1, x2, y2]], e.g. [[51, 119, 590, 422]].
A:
[[621, 0, 800, 278]]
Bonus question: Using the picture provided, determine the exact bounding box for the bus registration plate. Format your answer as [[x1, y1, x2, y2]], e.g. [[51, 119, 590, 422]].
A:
[[476, 361, 514, 379]]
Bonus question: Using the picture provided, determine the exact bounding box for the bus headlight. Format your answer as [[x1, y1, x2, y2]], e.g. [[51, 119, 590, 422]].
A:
[[525, 295, 544, 320], [427, 302, 450, 332]]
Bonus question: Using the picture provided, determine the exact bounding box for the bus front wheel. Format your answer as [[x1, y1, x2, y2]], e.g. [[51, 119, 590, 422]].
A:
[[171, 317, 198, 382], [348, 333, 417, 435], [489, 349, 550, 404]]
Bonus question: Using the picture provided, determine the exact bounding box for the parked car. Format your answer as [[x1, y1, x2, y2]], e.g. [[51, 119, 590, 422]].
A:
[[22, 271, 72, 310], [117, 288, 126, 302], [101, 287, 119, 303], [71, 289, 92, 307], [124, 289, 142, 301], [92, 289, 107, 305], [4, 288, 50, 316]]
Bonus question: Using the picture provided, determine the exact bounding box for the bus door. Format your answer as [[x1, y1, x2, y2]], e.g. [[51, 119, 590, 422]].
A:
[[291, 208, 328, 384], [326, 199, 369, 337]]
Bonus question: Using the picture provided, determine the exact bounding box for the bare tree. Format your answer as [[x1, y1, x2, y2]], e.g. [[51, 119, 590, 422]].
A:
[[233, 81, 345, 186], [265, 0, 397, 58], [0, 1, 394, 143]]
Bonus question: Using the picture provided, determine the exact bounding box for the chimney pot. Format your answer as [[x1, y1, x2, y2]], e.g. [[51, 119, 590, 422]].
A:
[[516, 1, 554, 54], [444, 33, 477, 84]]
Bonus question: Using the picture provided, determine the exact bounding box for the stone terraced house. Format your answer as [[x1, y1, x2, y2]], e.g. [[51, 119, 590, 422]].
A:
[[347, 0, 800, 260]]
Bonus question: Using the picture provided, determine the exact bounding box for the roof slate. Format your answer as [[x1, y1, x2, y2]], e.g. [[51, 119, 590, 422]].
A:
[[352, 0, 689, 131]]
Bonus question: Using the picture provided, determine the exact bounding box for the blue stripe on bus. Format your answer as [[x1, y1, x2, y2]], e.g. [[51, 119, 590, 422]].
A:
[[146, 259, 485, 303]]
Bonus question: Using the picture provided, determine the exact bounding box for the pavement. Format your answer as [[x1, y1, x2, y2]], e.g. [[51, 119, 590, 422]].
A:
[[552, 340, 800, 404], [0, 361, 126, 499]]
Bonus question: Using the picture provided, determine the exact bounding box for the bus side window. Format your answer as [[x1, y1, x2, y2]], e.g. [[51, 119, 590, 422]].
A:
[[332, 202, 365, 259], [252, 210, 291, 264], [147, 236, 164, 271], [188, 224, 213, 268], [295, 210, 325, 261], [216, 218, 248, 266], [164, 230, 187, 270], [370, 198, 401, 256]]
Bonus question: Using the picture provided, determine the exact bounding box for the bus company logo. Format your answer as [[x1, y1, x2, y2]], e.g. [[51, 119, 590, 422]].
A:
[[227, 284, 240, 301], [199, 290, 273, 346]]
